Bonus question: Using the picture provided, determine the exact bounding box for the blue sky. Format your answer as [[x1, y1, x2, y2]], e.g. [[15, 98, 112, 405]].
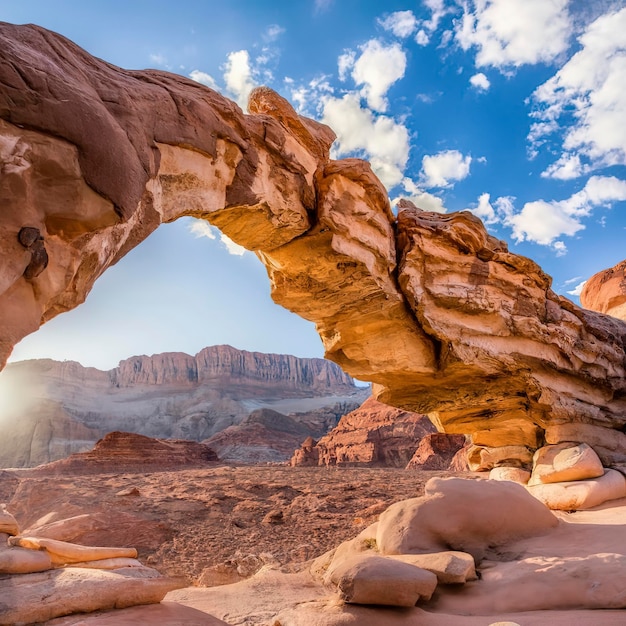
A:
[[4, 0, 626, 369]]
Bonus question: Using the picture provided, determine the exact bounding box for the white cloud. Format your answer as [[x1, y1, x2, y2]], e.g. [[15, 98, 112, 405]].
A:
[[469, 72, 490, 90], [531, 7, 626, 174], [321, 93, 410, 188], [189, 70, 218, 90], [552, 240, 567, 257], [288, 75, 333, 117], [338, 50, 356, 81], [421, 149, 472, 187], [468, 192, 498, 224], [378, 10, 418, 38], [497, 175, 626, 248], [189, 219, 246, 256], [223, 50, 256, 109], [415, 30, 430, 46], [351, 39, 407, 112], [567, 279, 587, 296], [149, 52, 167, 66], [400, 178, 447, 213], [263, 24, 285, 42], [456, 0, 571, 69], [541, 153, 583, 180], [314, 0, 333, 13]]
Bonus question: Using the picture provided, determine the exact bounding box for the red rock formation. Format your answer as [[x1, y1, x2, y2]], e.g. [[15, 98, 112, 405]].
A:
[[406, 433, 468, 471], [34, 432, 218, 475], [291, 398, 437, 467], [1, 24, 626, 467], [581, 259, 626, 322]]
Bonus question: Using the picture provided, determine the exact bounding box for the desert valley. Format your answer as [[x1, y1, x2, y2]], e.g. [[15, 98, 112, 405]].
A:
[[1, 10, 626, 626]]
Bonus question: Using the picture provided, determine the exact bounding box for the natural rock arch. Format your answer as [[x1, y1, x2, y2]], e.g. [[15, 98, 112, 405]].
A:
[[1, 23, 626, 466]]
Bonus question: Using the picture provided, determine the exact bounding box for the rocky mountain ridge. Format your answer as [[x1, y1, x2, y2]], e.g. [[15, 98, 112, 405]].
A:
[[0, 345, 366, 468]]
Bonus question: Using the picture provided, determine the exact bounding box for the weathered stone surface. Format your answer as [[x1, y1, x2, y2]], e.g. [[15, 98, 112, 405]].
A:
[[0, 507, 18, 535], [376, 477, 558, 560], [0, 566, 184, 625], [467, 445, 534, 471], [581, 259, 626, 322], [0, 542, 53, 574], [488, 467, 531, 484], [291, 397, 436, 467], [406, 433, 467, 470], [528, 443, 604, 486], [526, 469, 626, 510], [1, 23, 626, 457], [327, 554, 437, 607]]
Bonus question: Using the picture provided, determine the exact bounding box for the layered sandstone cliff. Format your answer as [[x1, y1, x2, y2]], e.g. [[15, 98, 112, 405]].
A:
[[0, 346, 364, 467], [581, 259, 626, 322], [1, 23, 626, 469]]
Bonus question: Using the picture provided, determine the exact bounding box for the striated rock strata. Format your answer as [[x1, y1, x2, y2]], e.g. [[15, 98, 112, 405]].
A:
[[1, 23, 626, 463], [581, 259, 626, 322], [0, 346, 363, 467], [36, 431, 219, 475]]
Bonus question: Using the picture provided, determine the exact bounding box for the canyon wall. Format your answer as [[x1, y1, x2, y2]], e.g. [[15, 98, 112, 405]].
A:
[[1, 23, 626, 468], [0, 346, 365, 467], [581, 260, 626, 322]]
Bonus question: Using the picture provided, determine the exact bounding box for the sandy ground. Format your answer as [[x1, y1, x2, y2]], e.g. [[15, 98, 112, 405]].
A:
[[4, 466, 625, 625]]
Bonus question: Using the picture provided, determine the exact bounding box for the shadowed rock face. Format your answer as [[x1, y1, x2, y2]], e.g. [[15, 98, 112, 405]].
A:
[[1, 23, 626, 463]]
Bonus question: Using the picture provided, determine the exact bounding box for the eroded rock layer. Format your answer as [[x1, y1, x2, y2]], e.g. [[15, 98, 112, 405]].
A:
[[1, 23, 626, 461]]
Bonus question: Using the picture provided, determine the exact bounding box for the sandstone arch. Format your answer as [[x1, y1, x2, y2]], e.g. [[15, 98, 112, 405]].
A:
[[1, 23, 626, 464]]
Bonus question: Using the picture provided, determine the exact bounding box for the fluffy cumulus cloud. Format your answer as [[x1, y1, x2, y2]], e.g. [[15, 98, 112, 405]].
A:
[[492, 175, 626, 249], [321, 93, 410, 188], [189, 219, 246, 256], [189, 70, 218, 90], [531, 7, 626, 176], [400, 178, 447, 213], [567, 279, 587, 297], [468, 192, 498, 224], [349, 39, 407, 112], [421, 149, 472, 187], [456, 0, 572, 69], [222, 50, 256, 108], [378, 10, 418, 38], [469, 72, 490, 90]]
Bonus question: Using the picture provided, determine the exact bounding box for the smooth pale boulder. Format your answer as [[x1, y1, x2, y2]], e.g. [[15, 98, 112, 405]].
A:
[[377, 477, 558, 560], [528, 443, 604, 486], [527, 469, 626, 510], [0, 566, 184, 625], [0, 544, 52, 574], [389, 551, 477, 584], [9, 535, 137, 565], [489, 467, 530, 484], [545, 423, 626, 466], [328, 554, 437, 607]]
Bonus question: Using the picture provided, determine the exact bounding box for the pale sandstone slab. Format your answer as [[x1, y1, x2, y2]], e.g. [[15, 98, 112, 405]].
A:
[[488, 467, 530, 484], [0, 544, 52, 574], [0, 566, 184, 625], [545, 423, 626, 466], [9, 535, 138, 565], [376, 477, 557, 560], [389, 551, 477, 584], [529, 443, 604, 486], [327, 554, 437, 607], [527, 469, 626, 510], [64, 557, 144, 570]]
